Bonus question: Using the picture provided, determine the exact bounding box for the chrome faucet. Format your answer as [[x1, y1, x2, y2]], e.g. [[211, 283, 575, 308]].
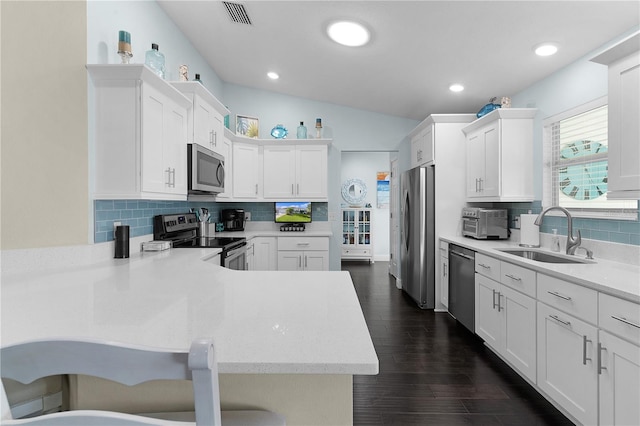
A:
[[534, 206, 581, 255]]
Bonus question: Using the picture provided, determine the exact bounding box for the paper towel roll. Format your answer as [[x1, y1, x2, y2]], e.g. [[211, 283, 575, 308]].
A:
[[520, 214, 540, 247]]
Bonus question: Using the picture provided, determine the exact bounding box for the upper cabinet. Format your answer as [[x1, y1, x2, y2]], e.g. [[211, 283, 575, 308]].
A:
[[591, 31, 640, 199], [87, 64, 191, 200], [410, 125, 434, 168], [171, 82, 229, 157], [462, 108, 537, 202], [263, 144, 328, 200]]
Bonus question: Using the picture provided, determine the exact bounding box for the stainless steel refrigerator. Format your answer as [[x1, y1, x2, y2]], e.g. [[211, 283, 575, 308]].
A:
[[400, 166, 435, 309]]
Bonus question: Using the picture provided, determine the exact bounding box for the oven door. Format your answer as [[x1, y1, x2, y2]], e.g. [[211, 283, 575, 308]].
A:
[[223, 245, 247, 270], [462, 217, 480, 238]]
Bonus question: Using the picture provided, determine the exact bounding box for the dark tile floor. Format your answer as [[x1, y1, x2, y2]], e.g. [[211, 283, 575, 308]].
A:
[[343, 261, 574, 426]]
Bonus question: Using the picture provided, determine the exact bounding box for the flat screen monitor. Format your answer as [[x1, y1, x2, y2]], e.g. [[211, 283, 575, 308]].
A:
[[275, 202, 312, 223]]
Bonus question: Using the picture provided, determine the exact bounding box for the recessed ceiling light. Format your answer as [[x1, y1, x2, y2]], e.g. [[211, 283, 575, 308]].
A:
[[327, 21, 370, 47], [267, 71, 279, 80], [449, 84, 464, 93], [534, 43, 559, 57]]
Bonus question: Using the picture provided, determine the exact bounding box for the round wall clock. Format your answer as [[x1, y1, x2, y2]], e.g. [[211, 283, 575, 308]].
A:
[[341, 178, 367, 206], [558, 140, 607, 200]]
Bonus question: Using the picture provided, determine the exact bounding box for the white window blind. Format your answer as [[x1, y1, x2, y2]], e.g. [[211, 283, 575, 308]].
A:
[[543, 97, 637, 219]]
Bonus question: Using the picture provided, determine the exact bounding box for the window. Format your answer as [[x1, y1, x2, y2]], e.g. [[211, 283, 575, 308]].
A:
[[543, 97, 637, 219]]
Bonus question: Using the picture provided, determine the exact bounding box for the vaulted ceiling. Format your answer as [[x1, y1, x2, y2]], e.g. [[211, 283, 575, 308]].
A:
[[159, 1, 639, 120]]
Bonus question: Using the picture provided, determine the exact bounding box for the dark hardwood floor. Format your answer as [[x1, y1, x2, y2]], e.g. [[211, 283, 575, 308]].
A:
[[343, 261, 574, 426]]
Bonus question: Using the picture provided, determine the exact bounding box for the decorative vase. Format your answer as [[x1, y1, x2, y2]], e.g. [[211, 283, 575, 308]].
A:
[[271, 124, 288, 139]]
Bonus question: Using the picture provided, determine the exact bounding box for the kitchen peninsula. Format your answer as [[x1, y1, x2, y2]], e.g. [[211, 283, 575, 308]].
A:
[[1, 245, 379, 425]]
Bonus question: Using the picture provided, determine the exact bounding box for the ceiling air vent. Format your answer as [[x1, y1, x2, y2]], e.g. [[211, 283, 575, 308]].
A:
[[223, 2, 252, 25]]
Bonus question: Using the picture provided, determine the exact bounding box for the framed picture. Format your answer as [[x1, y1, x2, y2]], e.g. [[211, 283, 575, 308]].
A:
[[236, 114, 259, 138]]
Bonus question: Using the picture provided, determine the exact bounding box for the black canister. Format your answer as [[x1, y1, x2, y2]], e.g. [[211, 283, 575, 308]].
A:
[[114, 225, 130, 258]]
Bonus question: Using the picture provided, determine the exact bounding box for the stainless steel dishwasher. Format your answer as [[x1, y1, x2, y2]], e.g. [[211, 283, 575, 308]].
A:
[[448, 244, 475, 333]]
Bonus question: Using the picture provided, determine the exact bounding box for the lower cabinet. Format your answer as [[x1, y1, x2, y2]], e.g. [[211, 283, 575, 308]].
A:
[[252, 237, 277, 271], [475, 274, 536, 382], [277, 237, 329, 271], [439, 241, 449, 308], [470, 252, 639, 425], [598, 330, 640, 426], [537, 301, 599, 425]]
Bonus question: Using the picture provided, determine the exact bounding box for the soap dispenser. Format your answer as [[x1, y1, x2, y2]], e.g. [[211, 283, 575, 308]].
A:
[[551, 229, 560, 252]]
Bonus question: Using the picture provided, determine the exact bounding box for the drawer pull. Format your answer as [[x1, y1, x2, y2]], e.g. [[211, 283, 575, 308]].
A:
[[478, 263, 491, 269], [297, 242, 310, 246], [504, 273, 522, 281], [547, 291, 572, 301], [611, 315, 640, 329], [549, 315, 571, 327], [582, 335, 592, 365]]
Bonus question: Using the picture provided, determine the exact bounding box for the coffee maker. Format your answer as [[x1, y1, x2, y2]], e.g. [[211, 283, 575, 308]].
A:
[[222, 209, 245, 231]]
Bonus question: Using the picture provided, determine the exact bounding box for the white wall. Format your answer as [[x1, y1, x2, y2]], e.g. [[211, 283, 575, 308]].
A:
[[341, 152, 392, 260]]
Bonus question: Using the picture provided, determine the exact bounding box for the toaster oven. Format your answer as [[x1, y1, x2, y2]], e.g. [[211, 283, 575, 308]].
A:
[[462, 207, 508, 240]]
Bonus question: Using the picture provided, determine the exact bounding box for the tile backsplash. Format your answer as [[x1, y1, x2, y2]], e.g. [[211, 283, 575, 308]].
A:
[[502, 201, 640, 246], [94, 200, 328, 243]]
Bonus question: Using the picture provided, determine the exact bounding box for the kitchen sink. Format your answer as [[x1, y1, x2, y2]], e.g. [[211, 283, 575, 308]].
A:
[[498, 249, 595, 264]]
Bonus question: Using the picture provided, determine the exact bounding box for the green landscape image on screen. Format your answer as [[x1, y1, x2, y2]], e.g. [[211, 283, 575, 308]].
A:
[[275, 201, 312, 223]]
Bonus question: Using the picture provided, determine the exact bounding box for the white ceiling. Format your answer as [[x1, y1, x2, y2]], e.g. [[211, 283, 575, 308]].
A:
[[158, 1, 639, 121]]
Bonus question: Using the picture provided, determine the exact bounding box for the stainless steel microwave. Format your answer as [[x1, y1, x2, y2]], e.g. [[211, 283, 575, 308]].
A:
[[187, 143, 224, 195]]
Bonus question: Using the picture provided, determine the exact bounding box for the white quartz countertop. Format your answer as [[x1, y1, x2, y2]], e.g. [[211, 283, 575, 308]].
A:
[[1, 248, 378, 375], [441, 236, 640, 303]]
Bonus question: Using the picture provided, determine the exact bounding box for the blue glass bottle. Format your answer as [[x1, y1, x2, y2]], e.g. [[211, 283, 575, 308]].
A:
[[145, 43, 165, 79], [297, 121, 307, 139]]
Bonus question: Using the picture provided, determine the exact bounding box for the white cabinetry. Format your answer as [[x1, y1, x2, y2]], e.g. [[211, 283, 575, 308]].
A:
[[170, 82, 229, 156], [341, 208, 373, 263], [232, 143, 260, 199], [462, 109, 537, 202], [598, 292, 640, 426], [410, 125, 434, 167], [88, 64, 191, 200], [277, 237, 329, 271], [591, 32, 640, 199], [252, 237, 278, 271], [536, 274, 599, 425], [439, 240, 449, 308], [537, 301, 598, 425], [263, 145, 327, 200], [474, 254, 536, 382]]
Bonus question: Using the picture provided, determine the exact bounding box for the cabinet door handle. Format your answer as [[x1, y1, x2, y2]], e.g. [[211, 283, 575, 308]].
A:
[[547, 291, 572, 301], [475, 178, 479, 193], [611, 315, 640, 329], [549, 315, 571, 327], [171, 168, 176, 187], [497, 292, 503, 312], [255, 184, 258, 195], [297, 183, 300, 195], [492, 289, 498, 310], [213, 130, 217, 146], [443, 263, 447, 277], [304, 255, 308, 269], [479, 178, 483, 192], [582, 335, 592, 365], [291, 184, 294, 195], [209, 130, 214, 145], [598, 342, 607, 374], [504, 273, 522, 281], [417, 149, 422, 161]]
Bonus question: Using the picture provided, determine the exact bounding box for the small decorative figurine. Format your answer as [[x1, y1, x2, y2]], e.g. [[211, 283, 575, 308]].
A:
[[179, 65, 189, 81]]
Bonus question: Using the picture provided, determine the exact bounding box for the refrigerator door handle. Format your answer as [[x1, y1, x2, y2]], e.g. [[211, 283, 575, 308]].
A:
[[403, 193, 411, 251]]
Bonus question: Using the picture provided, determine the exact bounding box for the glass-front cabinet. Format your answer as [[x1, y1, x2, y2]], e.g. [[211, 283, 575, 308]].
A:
[[341, 208, 373, 263]]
